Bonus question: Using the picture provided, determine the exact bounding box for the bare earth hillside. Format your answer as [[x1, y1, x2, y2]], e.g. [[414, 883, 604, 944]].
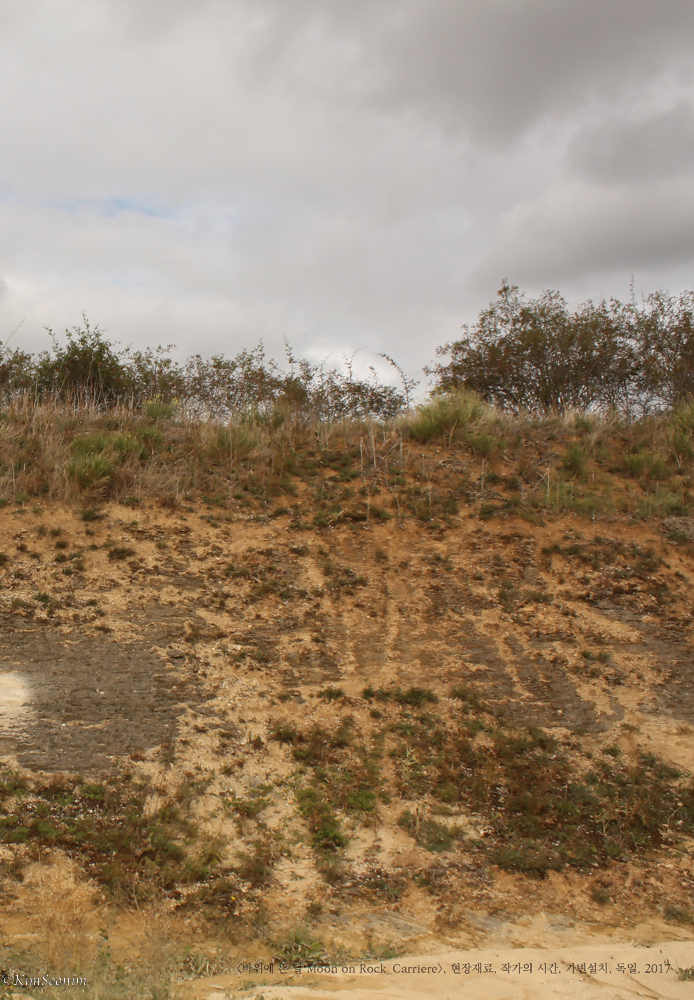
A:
[[1, 432, 694, 998]]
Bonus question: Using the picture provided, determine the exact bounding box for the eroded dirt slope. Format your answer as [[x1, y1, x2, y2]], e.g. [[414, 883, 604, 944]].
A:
[[0, 493, 693, 995]]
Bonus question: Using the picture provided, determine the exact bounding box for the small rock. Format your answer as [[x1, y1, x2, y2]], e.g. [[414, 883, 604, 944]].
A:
[[663, 516, 694, 540]]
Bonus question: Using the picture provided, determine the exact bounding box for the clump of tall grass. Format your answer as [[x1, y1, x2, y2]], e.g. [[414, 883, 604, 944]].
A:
[[407, 390, 486, 444]]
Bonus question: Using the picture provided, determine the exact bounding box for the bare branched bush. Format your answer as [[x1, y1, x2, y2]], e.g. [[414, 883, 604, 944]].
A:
[[0, 321, 409, 420]]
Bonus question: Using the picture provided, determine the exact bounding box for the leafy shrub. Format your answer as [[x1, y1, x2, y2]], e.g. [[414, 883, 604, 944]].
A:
[[428, 281, 694, 414], [3, 283, 694, 420]]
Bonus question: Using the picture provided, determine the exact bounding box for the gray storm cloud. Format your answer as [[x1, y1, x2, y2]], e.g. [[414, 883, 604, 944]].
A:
[[475, 179, 694, 286], [569, 105, 694, 184], [0, 0, 694, 373]]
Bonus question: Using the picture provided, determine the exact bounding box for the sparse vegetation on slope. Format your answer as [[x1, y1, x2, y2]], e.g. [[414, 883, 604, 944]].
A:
[[1, 292, 694, 993]]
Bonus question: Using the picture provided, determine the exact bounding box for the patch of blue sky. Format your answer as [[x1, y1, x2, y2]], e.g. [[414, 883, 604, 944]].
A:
[[49, 196, 179, 220]]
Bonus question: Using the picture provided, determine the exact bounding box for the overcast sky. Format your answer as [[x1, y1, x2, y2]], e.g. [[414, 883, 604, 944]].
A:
[[2, 0, 694, 380]]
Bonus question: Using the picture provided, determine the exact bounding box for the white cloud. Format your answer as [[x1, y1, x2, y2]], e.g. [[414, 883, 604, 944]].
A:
[[1, 0, 694, 372]]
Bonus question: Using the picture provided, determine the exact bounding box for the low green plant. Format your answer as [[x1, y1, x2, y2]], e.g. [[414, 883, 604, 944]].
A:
[[622, 450, 668, 481], [398, 810, 463, 852], [450, 686, 484, 710], [360, 940, 404, 961], [475, 433, 507, 460], [80, 505, 103, 521], [394, 686, 438, 707], [227, 788, 270, 819], [562, 443, 588, 478], [144, 398, 177, 420], [0, 769, 222, 900], [362, 685, 437, 707], [317, 686, 345, 701], [296, 787, 348, 851], [274, 929, 331, 967], [108, 545, 136, 560], [234, 837, 279, 886], [386, 706, 694, 875], [664, 902, 693, 924], [269, 722, 299, 743]]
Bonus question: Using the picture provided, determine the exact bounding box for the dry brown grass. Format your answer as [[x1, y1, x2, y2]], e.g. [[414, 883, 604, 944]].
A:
[[0, 392, 692, 525]]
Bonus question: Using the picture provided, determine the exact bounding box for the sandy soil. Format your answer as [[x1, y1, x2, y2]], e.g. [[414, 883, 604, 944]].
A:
[[1, 497, 694, 995], [181, 942, 694, 1000]]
